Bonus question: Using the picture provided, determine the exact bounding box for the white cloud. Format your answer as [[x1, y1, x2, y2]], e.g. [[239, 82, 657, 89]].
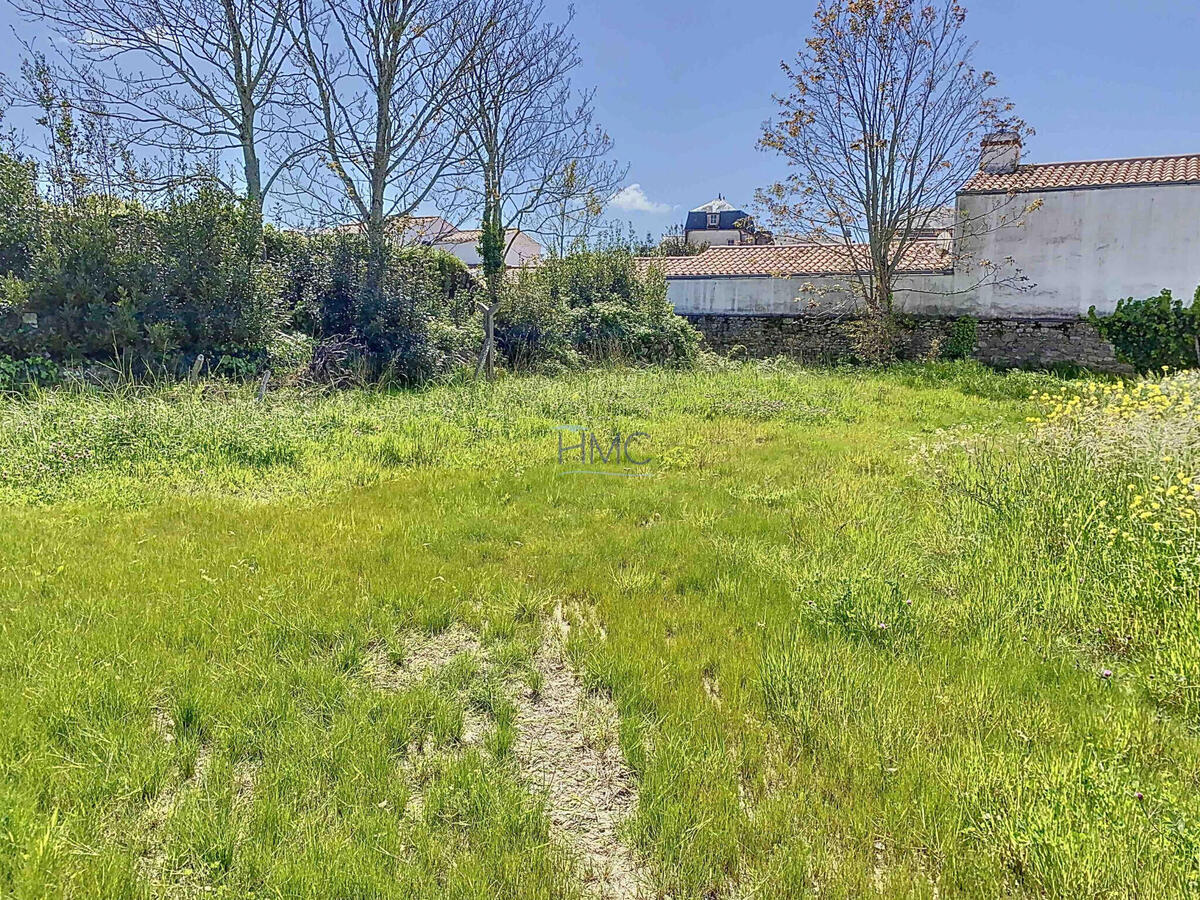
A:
[[608, 184, 673, 215]]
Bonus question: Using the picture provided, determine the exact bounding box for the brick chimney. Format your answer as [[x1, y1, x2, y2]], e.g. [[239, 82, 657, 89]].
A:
[[980, 131, 1022, 175]]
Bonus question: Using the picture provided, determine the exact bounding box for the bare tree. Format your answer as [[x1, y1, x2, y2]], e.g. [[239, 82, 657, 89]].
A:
[[757, 0, 1032, 356], [541, 165, 606, 257], [5, 0, 303, 226], [286, 0, 489, 294], [447, 0, 623, 378]]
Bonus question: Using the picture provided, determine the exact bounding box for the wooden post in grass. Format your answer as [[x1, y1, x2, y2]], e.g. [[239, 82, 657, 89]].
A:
[[189, 354, 205, 383], [475, 300, 498, 380], [258, 370, 270, 401]]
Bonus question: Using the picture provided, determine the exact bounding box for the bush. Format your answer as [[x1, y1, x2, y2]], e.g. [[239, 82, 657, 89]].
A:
[[0, 354, 59, 393], [496, 249, 700, 371], [12, 198, 162, 362], [270, 232, 479, 383], [0, 182, 284, 374], [156, 188, 284, 366], [2, 151, 701, 385], [1088, 288, 1200, 373], [0, 153, 41, 279]]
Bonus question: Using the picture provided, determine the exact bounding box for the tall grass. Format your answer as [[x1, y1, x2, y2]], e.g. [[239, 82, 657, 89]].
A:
[[924, 371, 1200, 722], [2, 361, 1199, 897]]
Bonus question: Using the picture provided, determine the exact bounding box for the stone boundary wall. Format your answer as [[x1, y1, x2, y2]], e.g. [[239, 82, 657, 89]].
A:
[[684, 313, 1128, 372]]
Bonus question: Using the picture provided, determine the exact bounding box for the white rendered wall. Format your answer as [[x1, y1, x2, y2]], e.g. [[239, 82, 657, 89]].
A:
[[685, 229, 744, 247], [665, 273, 954, 316], [437, 235, 541, 268], [953, 184, 1200, 316]]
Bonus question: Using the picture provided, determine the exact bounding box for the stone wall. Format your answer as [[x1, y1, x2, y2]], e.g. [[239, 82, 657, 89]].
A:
[[684, 313, 1128, 372]]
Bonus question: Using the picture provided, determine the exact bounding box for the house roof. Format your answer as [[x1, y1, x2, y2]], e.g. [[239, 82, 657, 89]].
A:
[[685, 209, 753, 233], [690, 198, 737, 214], [684, 197, 752, 233], [435, 228, 541, 250], [638, 242, 953, 278], [961, 153, 1200, 194], [440, 229, 482, 244]]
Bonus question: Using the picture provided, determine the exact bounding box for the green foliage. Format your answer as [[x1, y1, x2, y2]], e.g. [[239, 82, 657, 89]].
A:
[[0, 153, 41, 279], [924, 373, 1200, 725], [156, 187, 283, 363], [0, 354, 59, 393], [943, 315, 978, 360], [269, 232, 478, 383], [265, 330, 316, 376], [477, 216, 505, 286], [0, 175, 488, 384], [1088, 288, 1200, 372], [0, 179, 283, 373], [5, 154, 705, 385], [496, 248, 700, 371]]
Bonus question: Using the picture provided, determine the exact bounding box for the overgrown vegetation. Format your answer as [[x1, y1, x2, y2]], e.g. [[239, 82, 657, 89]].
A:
[[0, 151, 694, 385], [1089, 287, 1200, 372], [925, 371, 1200, 722], [943, 315, 979, 360], [496, 250, 700, 371], [1, 361, 1199, 897]]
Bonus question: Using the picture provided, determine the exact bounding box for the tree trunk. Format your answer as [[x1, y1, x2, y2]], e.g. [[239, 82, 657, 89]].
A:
[[476, 179, 506, 380], [242, 139, 264, 249]]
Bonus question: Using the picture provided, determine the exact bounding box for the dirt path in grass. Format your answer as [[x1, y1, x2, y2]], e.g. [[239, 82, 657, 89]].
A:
[[513, 603, 648, 899]]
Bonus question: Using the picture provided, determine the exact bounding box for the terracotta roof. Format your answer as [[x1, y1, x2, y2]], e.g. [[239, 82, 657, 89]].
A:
[[638, 242, 952, 278], [961, 153, 1200, 194]]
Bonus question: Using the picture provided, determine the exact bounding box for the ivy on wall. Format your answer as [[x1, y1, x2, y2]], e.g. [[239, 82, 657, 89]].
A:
[[1089, 288, 1200, 373]]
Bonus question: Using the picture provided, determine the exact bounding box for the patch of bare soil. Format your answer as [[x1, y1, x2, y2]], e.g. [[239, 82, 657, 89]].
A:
[[363, 624, 480, 691], [137, 708, 213, 892], [513, 604, 648, 899], [364, 625, 489, 822]]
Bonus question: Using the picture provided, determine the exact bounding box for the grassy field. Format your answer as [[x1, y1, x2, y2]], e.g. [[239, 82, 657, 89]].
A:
[[1, 361, 1198, 898]]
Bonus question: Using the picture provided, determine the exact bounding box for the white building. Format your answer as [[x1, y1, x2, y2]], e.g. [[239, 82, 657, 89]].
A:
[[324, 216, 543, 268], [433, 229, 543, 268], [653, 137, 1200, 320], [683, 197, 771, 247]]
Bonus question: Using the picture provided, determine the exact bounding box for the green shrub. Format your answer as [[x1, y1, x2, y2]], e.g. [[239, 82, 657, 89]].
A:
[[1, 158, 700, 384], [156, 187, 284, 365], [265, 330, 315, 376], [15, 199, 162, 362], [0, 153, 41, 279], [1, 187, 284, 374], [497, 249, 699, 370], [271, 233, 478, 383], [0, 354, 59, 393], [1088, 288, 1200, 373], [943, 315, 978, 361]]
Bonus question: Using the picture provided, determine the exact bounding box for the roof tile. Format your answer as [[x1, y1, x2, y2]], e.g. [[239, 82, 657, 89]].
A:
[[638, 242, 952, 278], [961, 153, 1200, 194]]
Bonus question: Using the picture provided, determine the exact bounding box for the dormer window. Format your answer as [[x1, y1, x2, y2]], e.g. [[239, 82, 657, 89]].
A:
[[707, 213, 720, 229]]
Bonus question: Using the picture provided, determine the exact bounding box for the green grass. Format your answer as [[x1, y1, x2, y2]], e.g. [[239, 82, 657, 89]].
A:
[[1, 361, 1198, 898]]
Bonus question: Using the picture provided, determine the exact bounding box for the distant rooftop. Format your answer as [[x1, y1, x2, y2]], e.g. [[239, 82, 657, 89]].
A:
[[690, 197, 737, 214], [685, 196, 753, 234], [639, 242, 952, 278], [961, 153, 1200, 194]]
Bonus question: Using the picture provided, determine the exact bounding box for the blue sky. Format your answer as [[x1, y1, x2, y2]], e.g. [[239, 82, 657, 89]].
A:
[[556, 0, 1200, 238], [3, 0, 1198, 237]]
